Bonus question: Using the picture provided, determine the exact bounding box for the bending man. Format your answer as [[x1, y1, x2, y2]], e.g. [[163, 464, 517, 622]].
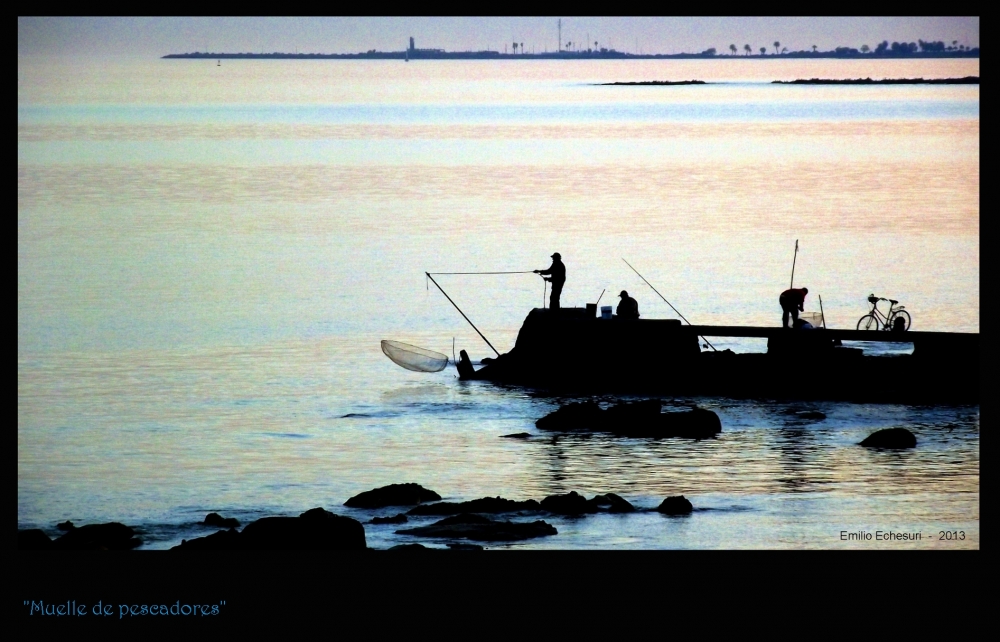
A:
[[534, 253, 566, 310], [779, 287, 808, 328]]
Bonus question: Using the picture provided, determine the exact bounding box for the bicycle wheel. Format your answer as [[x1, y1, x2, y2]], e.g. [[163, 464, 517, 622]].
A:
[[857, 314, 880, 331], [890, 310, 912, 331]]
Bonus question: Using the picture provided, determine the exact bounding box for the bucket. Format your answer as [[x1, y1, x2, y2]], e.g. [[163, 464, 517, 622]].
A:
[[601, 305, 613, 320], [586, 303, 597, 317]]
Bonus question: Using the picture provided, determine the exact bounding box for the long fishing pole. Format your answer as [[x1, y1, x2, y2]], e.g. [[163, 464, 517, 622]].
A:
[[428, 271, 535, 275], [622, 258, 717, 351], [425, 272, 500, 357], [789, 239, 799, 289]]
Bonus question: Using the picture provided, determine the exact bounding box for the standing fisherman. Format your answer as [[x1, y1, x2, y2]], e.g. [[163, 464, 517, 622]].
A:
[[779, 287, 808, 328], [534, 253, 566, 310]]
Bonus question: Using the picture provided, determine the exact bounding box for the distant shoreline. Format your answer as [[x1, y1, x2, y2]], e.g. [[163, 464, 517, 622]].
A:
[[162, 51, 980, 61], [600, 76, 979, 86], [772, 76, 979, 84]]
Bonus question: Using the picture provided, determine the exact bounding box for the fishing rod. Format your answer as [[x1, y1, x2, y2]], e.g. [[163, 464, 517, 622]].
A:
[[425, 272, 500, 357], [790, 239, 799, 289], [622, 258, 717, 351], [595, 289, 606, 307]]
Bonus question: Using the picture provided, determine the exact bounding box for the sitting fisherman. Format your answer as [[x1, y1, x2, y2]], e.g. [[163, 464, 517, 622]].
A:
[[617, 290, 640, 319], [779, 287, 808, 328], [534, 252, 566, 310]]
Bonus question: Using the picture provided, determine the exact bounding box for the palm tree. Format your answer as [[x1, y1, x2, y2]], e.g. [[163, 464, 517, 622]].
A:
[[812, 45, 817, 53], [774, 41, 780, 54], [521, 43, 524, 55], [744, 44, 751, 56], [730, 44, 737, 55], [760, 47, 766, 55], [512, 42, 517, 55], [861, 44, 870, 54], [781, 47, 788, 54]]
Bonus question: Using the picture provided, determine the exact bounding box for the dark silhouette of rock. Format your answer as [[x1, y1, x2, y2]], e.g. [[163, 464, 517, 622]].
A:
[[535, 401, 604, 430], [536, 400, 722, 439], [204, 512, 239, 528], [589, 493, 636, 513], [345, 483, 442, 508], [172, 528, 241, 550], [388, 543, 430, 551], [397, 513, 557, 542], [541, 491, 596, 515], [860, 428, 917, 448], [18, 529, 53, 550], [447, 542, 485, 550], [56, 520, 75, 531], [370, 513, 408, 525], [239, 508, 366, 550], [52, 522, 142, 550], [501, 432, 531, 439], [656, 496, 694, 515], [408, 496, 542, 516]]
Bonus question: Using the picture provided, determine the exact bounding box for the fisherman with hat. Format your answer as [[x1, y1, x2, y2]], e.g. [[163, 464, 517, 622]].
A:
[[534, 253, 566, 310], [617, 290, 639, 319]]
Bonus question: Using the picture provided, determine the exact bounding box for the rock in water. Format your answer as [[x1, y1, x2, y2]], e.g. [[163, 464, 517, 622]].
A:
[[204, 512, 240, 528], [172, 528, 242, 551], [239, 508, 367, 550], [397, 513, 557, 542], [370, 513, 408, 525], [408, 496, 541, 516], [860, 428, 917, 449], [541, 491, 596, 515], [656, 496, 694, 515], [344, 483, 442, 508], [56, 520, 75, 531], [589, 493, 636, 513], [535, 401, 604, 430], [52, 522, 142, 550]]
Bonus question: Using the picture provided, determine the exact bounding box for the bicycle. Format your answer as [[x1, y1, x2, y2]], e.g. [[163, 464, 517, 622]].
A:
[[856, 294, 912, 331]]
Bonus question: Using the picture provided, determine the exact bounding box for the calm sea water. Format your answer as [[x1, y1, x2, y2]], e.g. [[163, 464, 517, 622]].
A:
[[18, 57, 978, 549]]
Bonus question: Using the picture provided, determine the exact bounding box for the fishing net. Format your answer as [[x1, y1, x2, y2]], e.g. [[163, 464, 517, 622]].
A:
[[799, 312, 825, 328], [381, 340, 449, 372]]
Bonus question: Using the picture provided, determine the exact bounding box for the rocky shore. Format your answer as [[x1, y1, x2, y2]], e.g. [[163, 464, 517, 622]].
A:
[[18, 483, 696, 551]]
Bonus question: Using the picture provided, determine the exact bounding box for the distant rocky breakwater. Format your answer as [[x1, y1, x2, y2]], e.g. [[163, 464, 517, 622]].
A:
[[17, 483, 698, 551]]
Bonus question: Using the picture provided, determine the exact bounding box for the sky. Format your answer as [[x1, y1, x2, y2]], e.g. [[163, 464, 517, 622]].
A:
[[18, 17, 979, 58]]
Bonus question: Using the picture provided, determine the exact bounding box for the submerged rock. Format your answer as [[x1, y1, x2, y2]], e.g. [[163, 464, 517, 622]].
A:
[[204, 512, 240, 528], [370, 513, 408, 525], [345, 483, 442, 509], [18, 529, 53, 550], [239, 508, 366, 550], [397, 513, 557, 542], [541, 491, 596, 516], [52, 522, 142, 550], [501, 432, 531, 439], [860, 428, 917, 449], [407, 496, 542, 516], [656, 496, 694, 515]]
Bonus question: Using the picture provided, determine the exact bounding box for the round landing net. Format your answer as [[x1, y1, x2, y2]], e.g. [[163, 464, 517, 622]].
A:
[[381, 340, 449, 372]]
